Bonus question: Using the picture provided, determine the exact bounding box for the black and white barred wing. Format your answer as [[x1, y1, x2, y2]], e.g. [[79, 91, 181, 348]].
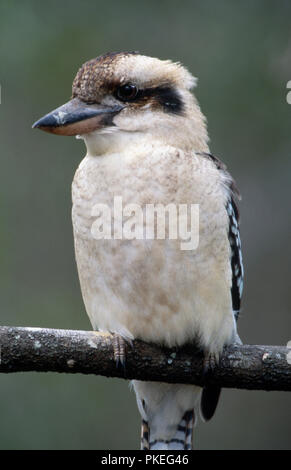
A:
[[198, 152, 244, 321], [227, 197, 244, 321]]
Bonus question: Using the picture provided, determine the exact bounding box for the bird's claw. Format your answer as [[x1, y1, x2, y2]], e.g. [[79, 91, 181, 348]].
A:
[[112, 334, 127, 369], [203, 352, 219, 377]]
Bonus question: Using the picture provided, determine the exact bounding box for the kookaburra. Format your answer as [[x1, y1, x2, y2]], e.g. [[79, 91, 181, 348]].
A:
[[33, 51, 243, 450]]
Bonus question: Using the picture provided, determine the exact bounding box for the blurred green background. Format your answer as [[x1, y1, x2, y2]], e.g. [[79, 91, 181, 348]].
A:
[[0, 0, 290, 450]]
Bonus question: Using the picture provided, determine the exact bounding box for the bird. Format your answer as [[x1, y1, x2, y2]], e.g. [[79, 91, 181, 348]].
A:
[[33, 51, 243, 450]]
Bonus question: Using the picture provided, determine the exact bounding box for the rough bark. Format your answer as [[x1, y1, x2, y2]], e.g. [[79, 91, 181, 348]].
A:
[[0, 326, 290, 391]]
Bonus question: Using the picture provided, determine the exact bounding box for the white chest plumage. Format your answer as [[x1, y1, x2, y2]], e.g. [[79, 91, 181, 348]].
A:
[[72, 143, 236, 355]]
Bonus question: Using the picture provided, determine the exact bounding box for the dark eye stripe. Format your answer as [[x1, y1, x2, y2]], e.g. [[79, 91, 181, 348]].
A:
[[142, 86, 184, 114], [115, 84, 184, 115]]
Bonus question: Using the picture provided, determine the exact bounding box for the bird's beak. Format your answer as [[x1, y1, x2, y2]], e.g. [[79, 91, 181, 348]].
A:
[[32, 98, 124, 136]]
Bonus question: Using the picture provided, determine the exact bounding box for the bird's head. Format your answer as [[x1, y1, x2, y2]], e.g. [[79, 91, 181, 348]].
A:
[[33, 52, 209, 154]]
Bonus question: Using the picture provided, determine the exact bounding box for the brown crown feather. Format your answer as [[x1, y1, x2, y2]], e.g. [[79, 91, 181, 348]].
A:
[[72, 51, 138, 103]]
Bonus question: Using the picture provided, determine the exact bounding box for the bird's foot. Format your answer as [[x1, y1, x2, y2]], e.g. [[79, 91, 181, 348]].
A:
[[203, 351, 219, 377], [112, 333, 127, 368]]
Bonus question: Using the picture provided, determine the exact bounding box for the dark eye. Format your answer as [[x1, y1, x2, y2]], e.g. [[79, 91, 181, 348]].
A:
[[117, 84, 138, 101]]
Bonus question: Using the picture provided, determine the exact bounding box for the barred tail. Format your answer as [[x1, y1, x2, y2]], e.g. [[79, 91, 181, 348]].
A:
[[141, 420, 150, 450], [141, 409, 195, 450]]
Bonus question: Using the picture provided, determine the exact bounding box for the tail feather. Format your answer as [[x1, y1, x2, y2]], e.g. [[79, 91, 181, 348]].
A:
[[141, 420, 150, 450], [141, 409, 195, 450], [200, 385, 221, 421]]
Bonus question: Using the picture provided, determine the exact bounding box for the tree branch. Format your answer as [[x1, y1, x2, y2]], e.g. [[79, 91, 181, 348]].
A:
[[0, 326, 290, 391]]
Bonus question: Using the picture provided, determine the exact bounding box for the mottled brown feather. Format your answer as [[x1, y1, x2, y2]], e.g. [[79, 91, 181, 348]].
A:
[[72, 51, 138, 103]]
